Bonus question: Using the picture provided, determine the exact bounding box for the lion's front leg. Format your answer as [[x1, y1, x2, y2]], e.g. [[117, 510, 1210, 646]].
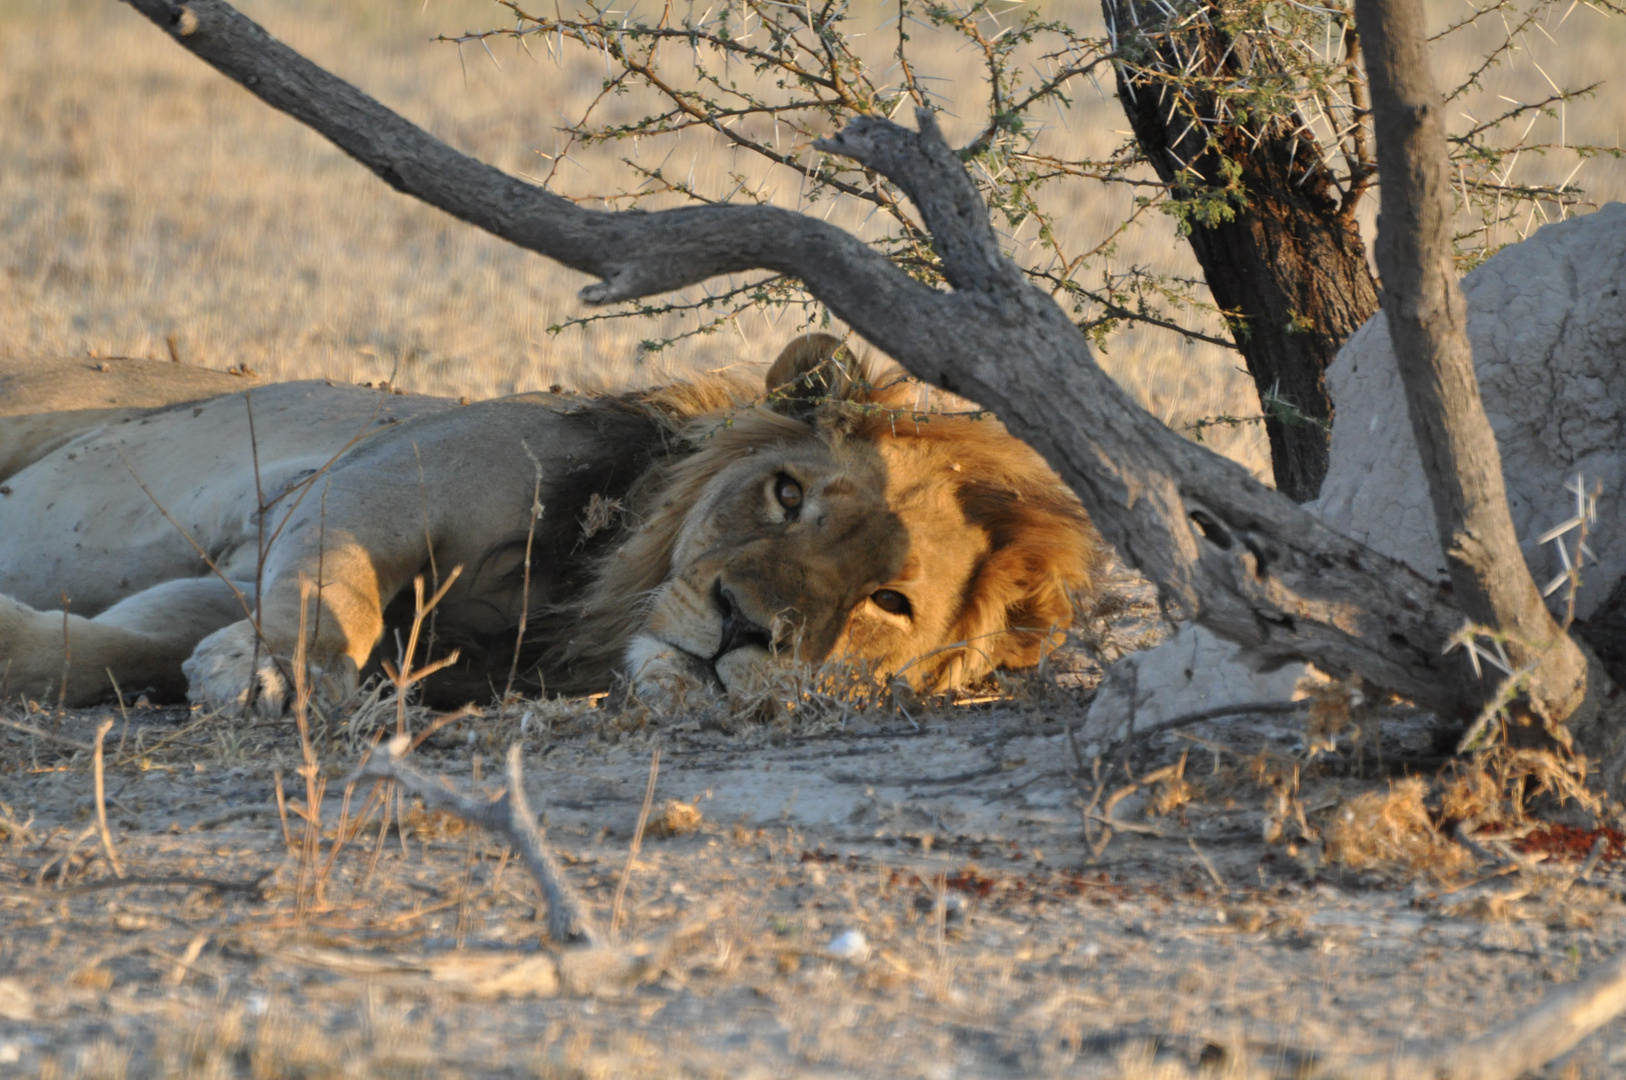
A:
[[183, 539, 387, 716], [183, 619, 363, 717]]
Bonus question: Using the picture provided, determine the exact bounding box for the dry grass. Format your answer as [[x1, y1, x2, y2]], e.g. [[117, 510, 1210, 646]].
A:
[[1321, 778, 1475, 883], [5, 1, 1623, 480]]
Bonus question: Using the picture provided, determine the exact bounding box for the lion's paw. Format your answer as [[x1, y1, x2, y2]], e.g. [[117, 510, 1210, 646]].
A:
[[623, 635, 718, 716], [183, 621, 357, 717], [183, 622, 290, 717]]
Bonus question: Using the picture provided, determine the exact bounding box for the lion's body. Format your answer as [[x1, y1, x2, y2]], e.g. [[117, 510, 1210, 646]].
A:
[[0, 342, 1103, 712]]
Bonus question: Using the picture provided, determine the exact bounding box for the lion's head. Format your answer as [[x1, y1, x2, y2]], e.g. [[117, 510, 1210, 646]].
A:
[[552, 335, 1105, 702]]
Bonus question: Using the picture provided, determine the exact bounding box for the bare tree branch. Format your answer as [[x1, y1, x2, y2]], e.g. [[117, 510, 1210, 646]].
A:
[[121, 0, 1485, 720]]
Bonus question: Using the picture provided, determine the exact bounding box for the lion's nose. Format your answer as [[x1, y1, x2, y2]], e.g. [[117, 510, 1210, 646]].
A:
[[711, 581, 774, 660]]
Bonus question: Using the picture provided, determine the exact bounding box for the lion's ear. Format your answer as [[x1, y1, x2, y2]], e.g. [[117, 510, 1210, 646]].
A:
[[765, 334, 861, 417]]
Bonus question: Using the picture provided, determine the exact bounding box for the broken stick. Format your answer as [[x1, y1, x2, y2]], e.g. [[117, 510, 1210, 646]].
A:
[[349, 737, 600, 947]]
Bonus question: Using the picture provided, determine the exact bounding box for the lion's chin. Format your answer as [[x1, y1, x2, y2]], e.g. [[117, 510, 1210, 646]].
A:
[[624, 633, 778, 712]]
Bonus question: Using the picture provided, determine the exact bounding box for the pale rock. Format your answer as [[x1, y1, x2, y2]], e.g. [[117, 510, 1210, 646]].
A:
[[825, 928, 871, 961], [1079, 623, 1309, 751], [1085, 204, 1626, 738], [1314, 202, 1626, 616]]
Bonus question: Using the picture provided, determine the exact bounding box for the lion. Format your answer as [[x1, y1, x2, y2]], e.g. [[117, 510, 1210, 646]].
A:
[[0, 336, 1104, 715]]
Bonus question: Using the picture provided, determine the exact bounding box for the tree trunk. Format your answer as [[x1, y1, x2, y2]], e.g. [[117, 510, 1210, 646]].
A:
[[1353, 0, 1592, 732], [1103, 0, 1379, 502]]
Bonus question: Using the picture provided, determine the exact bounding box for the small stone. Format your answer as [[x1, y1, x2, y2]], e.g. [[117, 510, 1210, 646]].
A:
[[826, 928, 870, 961]]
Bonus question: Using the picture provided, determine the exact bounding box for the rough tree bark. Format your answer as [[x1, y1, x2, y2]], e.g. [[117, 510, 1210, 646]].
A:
[[1102, 0, 1380, 502], [1353, 0, 1594, 735], [115, 1, 1609, 752]]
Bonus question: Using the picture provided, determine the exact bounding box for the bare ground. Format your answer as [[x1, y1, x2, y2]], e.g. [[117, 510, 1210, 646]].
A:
[[6, 624, 1626, 1078]]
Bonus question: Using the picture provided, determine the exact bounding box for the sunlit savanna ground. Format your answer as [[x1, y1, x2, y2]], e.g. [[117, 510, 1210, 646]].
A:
[[2, 0, 1624, 484], [6, 6, 1626, 1076]]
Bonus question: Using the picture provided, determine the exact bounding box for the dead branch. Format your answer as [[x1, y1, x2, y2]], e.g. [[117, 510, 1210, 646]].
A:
[[1314, 948, 1626, 1079], [348, 737, 600, 947], [90, 719, 124, 879], [117, 0, 1491, 724]]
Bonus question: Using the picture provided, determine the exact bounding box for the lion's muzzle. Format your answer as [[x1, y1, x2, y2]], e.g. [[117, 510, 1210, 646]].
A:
[[709, 580, 775, 662]]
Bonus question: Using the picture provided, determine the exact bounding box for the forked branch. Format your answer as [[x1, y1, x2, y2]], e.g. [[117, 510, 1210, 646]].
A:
[[350, 738, 599, 947]]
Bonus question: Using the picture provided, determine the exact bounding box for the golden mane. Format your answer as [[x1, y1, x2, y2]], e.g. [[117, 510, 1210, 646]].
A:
[[849, 370, 1102, 688], [547, 345, 1103, 694]]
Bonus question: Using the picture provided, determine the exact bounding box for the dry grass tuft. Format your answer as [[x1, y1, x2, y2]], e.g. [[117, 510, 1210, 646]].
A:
[[650, 799, 703, 839], [1302, 675, 1363, 758], [1322, 779, 1472, 883], [1440, 741, 1602, 838], [398, 800, 473, 842]]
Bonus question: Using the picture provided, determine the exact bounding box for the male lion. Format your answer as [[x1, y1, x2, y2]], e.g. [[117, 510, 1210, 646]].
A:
[[0, 336, 1103, 714]]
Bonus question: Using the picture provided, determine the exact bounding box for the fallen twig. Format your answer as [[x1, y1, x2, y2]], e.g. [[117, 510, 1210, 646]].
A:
[[1084, 812, 1164, 839], [187, 806, 276, 831], [91, 719, 124, 878], [30, 870, 272, 896], [0, 715, 93, 752], [349, 737, 599, 946], [1095, 699, 1311, 765], [1187, 837, 1226, 894]]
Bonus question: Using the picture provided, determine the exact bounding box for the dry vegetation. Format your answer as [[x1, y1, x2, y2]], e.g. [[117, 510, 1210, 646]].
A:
[[6, 0, 1626, 1076], [5, 0, 1622, 467], [9, 654, 1626, 1078]]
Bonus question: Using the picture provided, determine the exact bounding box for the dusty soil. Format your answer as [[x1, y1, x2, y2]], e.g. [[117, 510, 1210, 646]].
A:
[[6, 662, 1626, 1080]]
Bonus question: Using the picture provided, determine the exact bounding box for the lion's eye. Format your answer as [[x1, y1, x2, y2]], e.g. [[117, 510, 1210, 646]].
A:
[[774, 475, 803, 513], [870, 589, 913, 618]]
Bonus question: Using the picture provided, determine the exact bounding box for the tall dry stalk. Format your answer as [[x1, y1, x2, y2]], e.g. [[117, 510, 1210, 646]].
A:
[[501, 444, 545, 714], [91, 718, 124, 879], [610, 747, 661, 941], [53, 595, 70, 729], [290, 583, 325, 921], [381, 567, 464, 738]]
